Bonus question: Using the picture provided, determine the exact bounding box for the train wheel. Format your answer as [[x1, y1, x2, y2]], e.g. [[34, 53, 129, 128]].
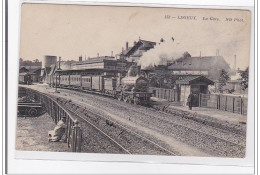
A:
[[123, 96, 128, 103], [117, 93, 123, 101], [28, 108, 37, 117], [133, 97, 139, 105], [128, 97, 132, 104]]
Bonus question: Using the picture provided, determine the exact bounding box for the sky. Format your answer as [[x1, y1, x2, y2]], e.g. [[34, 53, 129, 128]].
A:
[[20, 4, 251, 70]]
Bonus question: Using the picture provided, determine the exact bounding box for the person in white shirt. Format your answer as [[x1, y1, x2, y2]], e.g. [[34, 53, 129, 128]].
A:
[[48, 116, 67, 142]]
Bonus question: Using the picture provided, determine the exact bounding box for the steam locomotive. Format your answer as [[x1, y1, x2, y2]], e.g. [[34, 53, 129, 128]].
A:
[[52, 65, 152, 105]]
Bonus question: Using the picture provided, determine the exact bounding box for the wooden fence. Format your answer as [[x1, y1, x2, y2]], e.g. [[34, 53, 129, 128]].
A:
[[149, 87, 178, 102], [200, 93, 248, 115], [22, 87, 82, 152]]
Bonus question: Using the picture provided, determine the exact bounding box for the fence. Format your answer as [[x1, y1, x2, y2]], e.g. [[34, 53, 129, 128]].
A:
[[21, 87, 82, 152], [150, 87, 178, 102], [200, 93, 248, 115]]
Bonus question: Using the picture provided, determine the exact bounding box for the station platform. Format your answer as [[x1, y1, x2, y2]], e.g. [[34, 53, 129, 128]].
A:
[[16, 113, 69, 152], [151, 97, 247, 127]]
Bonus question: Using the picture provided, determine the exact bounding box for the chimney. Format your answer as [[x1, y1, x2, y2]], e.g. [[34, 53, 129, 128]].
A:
[[79, 56, 82, 62], [126, 42, 129, 50], [233, 54, 237, 71], [58, 56, 61, 69], [97, 53, 99, 58], [111, 51, 113, 57]]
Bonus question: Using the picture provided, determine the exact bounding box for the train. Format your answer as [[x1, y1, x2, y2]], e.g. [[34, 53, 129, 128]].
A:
[[51, 65, 152, 105]]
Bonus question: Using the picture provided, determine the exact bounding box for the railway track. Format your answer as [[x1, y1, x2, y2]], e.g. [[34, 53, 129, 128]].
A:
[[26, 85, 246, 157], [59, 98, 177, 155], [58, 87, 246, 135], [58, 88, 246, 142], [54, 88, 246, 157]]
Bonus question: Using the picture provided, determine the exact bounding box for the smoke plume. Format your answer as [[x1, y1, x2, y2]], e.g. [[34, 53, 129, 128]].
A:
[[138, 38, 186, 69]]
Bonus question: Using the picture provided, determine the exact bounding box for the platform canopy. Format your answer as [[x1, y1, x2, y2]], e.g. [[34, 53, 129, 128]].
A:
[[175, 75, 214, 85]]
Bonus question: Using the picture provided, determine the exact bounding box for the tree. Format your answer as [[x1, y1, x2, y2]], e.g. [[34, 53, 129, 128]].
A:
[[149, 71, 178, 89], [218, 69, 230, 93], [238, 67, 249, 91]]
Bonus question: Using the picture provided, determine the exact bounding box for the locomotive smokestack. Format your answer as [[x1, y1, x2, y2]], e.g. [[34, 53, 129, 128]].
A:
[[79, 55, 82, 62]]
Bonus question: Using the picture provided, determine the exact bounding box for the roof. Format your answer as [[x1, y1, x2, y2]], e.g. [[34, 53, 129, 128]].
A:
[[123, 39, 156, 57], [168, 56, 230, 71], [19, 67, 29, 73], [72, 56, 115, 66], [28, 68, 41, 73], [175, 75, 214, 85], [19, 72, 35, 76]]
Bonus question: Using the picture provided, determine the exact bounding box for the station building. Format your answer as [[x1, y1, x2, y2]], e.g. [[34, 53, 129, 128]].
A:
[[168, 56, 231, 81]]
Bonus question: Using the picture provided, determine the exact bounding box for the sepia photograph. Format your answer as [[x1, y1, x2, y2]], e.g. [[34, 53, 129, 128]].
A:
[[16, 3, 251, 158]]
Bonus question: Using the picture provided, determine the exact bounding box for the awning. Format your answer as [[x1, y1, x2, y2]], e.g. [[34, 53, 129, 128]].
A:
[[175, 75, 214, 85]]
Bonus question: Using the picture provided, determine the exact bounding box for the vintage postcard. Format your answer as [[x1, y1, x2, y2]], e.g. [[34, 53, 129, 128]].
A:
[[17, 3, 251, 158]]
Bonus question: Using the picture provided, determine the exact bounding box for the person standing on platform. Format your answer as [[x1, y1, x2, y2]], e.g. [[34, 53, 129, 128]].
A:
[[187, 92, 194, 110]]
